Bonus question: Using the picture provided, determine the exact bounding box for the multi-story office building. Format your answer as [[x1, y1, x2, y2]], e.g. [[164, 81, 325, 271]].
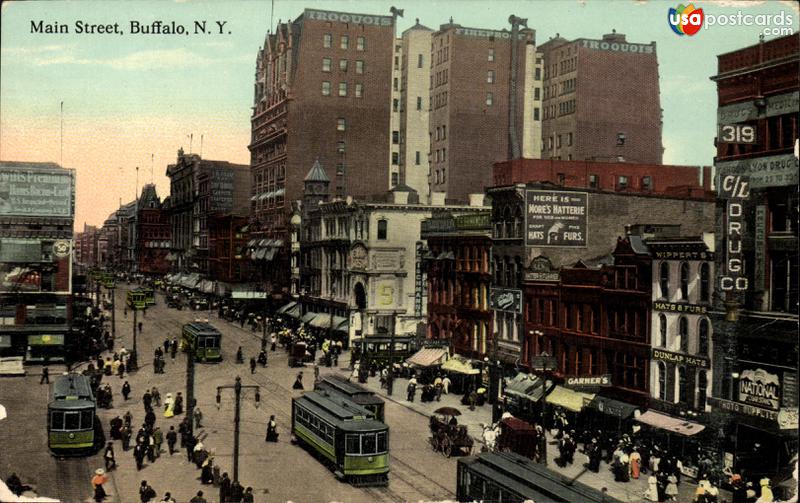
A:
[[135, 184, 171, 276], [298, 159, 487, 347], [539, 31, 662, 164], [645, 232, 715, 418], [709, 33, 798, 480], [522, 49, 544, 158], [421, 211, 493, 360], [399, 20, 433, 198], [428, 19, 535, 201], [250, 8, 395, 294], [390, 38, 403, 188], [0, 161, 75, 362], [165, 150, 249, 276]]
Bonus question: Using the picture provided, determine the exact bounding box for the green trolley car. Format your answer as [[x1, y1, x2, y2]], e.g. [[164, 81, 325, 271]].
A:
[[315, 375, 386, 422], [141, 288, 156, 306], [181, 322, 222, 362], [292, 391, 389, 486], [126, 290, 147, 310], [48, 373, 97, 455]]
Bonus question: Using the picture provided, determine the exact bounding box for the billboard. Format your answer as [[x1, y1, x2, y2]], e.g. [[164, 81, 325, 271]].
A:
[[525, 190, 588, 247], [0, 165, 75, 217]]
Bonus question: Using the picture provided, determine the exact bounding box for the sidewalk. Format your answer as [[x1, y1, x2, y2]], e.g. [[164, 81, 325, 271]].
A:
[[331, 355, 727, 503]]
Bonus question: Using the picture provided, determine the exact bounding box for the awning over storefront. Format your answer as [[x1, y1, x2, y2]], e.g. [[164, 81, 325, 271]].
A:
[[277, 301, 297, 314], [406, 347, 448, 367], [310, 313, 332, 329], [586, 396, 639, 419], [437, 251, 455, 260], [636, 410, 706, 436], [504, 373, 546, 402], [332, 316, 348, 332], [300, 312, 318, 324], [546, 385, 595, 413], [441, 356, 480, 375], [180, 273, 200, 289], [198, 280, 215, 294], [27, 334, 65, 346]]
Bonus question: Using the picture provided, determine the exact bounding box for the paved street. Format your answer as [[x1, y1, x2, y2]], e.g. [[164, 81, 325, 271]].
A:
[[1, 285, 733, 502], [87, 286, 458, 502]]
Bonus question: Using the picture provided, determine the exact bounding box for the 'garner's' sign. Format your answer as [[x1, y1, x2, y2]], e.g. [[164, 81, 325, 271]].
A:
[[565, 375, 611, 388], [525, 190, 588, 248]]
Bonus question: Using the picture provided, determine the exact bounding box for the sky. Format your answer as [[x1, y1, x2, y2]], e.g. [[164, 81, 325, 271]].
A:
[[1, 0, 798, 228]]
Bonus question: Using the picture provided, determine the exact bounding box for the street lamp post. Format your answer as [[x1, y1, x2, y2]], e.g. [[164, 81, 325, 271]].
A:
[[216, 376, 260, 485], [129, 305, 138, 371]]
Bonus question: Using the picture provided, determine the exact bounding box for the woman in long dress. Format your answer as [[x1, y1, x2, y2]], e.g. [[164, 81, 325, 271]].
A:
[[630, 448, 642, 480], [644, 475, 659, 502], [666, 474, 679, 501], [163, 393, 175, 418]]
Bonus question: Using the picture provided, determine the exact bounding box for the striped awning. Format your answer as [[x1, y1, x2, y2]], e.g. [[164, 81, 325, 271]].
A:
[[545, 385, 595, 412], [636, 410, 705, 436], [504, 373, 545, 402], [310, 313, 332, 328], [406, 347, 447, 367], [441, 356, 480, 375], [300, 312, 318, 324]]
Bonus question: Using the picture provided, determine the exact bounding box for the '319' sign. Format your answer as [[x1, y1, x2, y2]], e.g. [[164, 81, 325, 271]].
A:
[[718, 124, 756, 144]]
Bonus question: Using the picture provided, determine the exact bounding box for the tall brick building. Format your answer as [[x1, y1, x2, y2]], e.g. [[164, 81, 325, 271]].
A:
[[428, 20, 535, 202], [539, 31, 663, 164], [708, 33, 798, 480], [250, 8, 395, 294]]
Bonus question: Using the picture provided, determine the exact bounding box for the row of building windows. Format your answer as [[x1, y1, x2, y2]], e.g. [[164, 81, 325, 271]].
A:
[[321, 81, 364, 98], [322, 58, 365, 74], [433, 168, 447, 185], [322, 34, 366, 51], [656, 314, 710, 355], [432, 90, 449, 109], [544, 134, 573, 154], [433, 125, 447, 141], [434, 45, 450, 66], [543, 55, 577, 80], [433, 68, 449, 88], [658, 262, 711, 303], [654, 364, 708, 409], [432, 148, 447, 163]]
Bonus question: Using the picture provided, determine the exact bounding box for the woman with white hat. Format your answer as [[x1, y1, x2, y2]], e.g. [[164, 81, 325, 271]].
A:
[[92, 468, 108, 502], [163, 393, 174, 418]]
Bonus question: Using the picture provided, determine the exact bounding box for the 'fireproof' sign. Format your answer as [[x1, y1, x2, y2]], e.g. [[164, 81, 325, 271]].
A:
[[525, 190, 588, 248]]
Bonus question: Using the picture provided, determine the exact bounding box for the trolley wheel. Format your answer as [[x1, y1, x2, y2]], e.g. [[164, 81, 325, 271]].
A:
[[441, 436, 452, 458]]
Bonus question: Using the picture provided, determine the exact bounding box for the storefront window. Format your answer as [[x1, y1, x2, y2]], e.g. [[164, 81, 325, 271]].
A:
[[680, 262, 690, 300], [658, 314, 667, 347], [677, 366, 688, 404], [659, 262, 669, 299], [657, 362, 667, 400], [698, 319, 709, 356], [679, 316, 688, 353]]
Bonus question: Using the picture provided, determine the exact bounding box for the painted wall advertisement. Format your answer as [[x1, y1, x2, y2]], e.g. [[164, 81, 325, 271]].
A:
[[525, 190, 588, 247], [739, 368, 781, 411], [0, 166, 75, 217], [490, 288, 522, 313]]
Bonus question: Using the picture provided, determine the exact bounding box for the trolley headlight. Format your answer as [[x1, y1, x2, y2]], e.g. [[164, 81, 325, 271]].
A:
[[368, 456, 374, 463], [68, 433, 75, 439]]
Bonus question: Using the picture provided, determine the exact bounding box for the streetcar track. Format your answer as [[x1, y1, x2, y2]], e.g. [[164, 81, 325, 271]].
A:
[[130, 293, 457, 501]]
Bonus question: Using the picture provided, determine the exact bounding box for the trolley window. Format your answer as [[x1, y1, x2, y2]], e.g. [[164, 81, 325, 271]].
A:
[[346, 434, 360, 454], [81, 410, 94, 429], [362, 433, 377, 455], [64, 411, 80, 430], [377, 431, 387, 452], [50, 410, 65, 430], [206, 337, 218, 348], [198, 338, 206, 348]]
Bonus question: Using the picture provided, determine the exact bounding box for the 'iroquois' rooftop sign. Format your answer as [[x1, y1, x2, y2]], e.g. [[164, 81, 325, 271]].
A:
[[304, 9, 394, 27], [578, 38, 655, 54]]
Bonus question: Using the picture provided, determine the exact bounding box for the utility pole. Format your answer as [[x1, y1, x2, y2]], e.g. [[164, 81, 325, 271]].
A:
[[110, 285, 116, 341], [386, 314, 395, 396], [186, 344, 195, 438], [129, 305, 138, 371], [216, 377, 260, 484]]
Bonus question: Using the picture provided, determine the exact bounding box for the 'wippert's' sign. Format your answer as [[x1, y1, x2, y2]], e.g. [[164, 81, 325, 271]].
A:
[[652, 301, 708, 315]]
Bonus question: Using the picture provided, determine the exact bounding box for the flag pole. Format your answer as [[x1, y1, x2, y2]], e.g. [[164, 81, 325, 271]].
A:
[[60, 101, 64, 165]]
